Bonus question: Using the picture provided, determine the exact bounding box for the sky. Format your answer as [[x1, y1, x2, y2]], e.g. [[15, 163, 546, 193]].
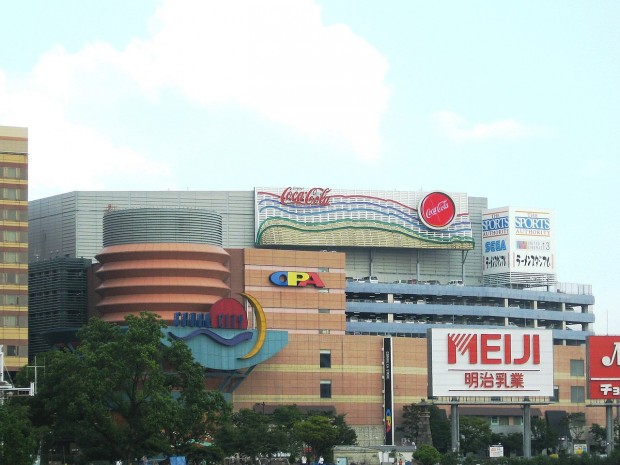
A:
[[1, 1, 618, 334]]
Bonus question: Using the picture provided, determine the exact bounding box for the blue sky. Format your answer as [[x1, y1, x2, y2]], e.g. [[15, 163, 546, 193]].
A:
[[1, 1, 618, 334]]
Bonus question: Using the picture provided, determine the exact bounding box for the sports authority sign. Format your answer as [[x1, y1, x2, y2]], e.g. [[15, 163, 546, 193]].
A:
[[587, 336, 620, 399], [428, 328, 554, 397]]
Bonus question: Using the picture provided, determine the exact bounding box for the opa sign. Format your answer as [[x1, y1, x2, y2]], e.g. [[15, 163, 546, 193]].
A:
[[269, 271, 325, 288]]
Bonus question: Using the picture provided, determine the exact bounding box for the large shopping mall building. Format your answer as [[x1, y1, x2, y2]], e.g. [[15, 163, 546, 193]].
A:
[[22, 186, 602, 445]]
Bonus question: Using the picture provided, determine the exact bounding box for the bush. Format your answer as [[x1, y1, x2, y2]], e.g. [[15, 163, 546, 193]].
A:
[[414, 444, 441, 465]]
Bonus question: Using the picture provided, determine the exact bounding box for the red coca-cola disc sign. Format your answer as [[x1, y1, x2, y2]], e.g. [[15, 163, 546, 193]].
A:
[[418, 192, 456, 229]]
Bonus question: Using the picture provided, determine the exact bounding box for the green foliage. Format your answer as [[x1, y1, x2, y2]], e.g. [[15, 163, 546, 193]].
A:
[[0, 401, 39, 465], [214, 406, 356, 463], [399, 403, 425, 443], [589, 423, 607, 454], [294, 415, 340, 461], [459, 416, 491, 456], [413, 444, 441, 465], [492, 432, 523, 457], [399, 402, 450, 453], [530, 417, 559, 455], [429, 405, 451, 453], [29, 312, 230, 464]]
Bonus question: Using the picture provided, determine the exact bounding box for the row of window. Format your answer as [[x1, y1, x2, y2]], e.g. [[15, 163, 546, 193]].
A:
[[490, 415, 522, 426], [3, 344, 27, 357], [0, 187, 27, 201], [318, 350, 586, 404], [0, 294, 27, 305], [0, 230, 28, 243], [0, 166, 26, 179], [320, 381, 585, 404], [0, 272, 27, 284], [0, 315, 28, 326], [0, 208, 27, 221], [0, 252, 28, 263]]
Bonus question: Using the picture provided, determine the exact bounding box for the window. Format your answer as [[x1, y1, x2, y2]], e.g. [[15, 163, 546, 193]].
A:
[[570, 386, 585, 403], [318, 308, 330, 314], [553, 385, 560, 402], [320, 350, 331, 368], [2, 167, 23, 179], [2, 315, 17, 326], [570, 359, 585, 376], [6, 345, 18, 356], [514, 416, 523, 426], [320, 380, 332, 399]]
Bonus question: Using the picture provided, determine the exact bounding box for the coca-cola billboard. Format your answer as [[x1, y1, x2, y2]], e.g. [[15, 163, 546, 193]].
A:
[[418, 192, 456, 229], [280, 187, 331, 207], [428, 328, 554, 397], [255, 187, 474, 250], [588, 336, 620, 399]]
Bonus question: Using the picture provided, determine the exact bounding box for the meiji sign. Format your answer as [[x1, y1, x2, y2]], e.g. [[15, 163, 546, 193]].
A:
[[448, 332, 540, 365], [588, 336, 620, 399], [428, 328, 554, 397]]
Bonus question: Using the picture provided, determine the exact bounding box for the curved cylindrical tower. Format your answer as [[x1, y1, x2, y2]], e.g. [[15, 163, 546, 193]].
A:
[[102, 207, 223, 247], [95, 208, 230, 324]]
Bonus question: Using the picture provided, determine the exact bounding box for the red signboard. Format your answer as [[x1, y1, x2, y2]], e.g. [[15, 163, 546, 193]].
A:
[[418, 192, 456, 229], [588, 336, 620, 399]]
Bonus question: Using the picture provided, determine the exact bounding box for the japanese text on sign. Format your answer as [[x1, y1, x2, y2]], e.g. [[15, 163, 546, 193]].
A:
[[464, 372, 525, 389]]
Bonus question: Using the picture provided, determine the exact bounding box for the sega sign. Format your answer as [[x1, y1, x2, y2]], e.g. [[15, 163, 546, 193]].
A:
[[484, 240, 507, 253], [588, 336, 620, 399], [269, 271, 325, 288], [428, 328, 554, 397]]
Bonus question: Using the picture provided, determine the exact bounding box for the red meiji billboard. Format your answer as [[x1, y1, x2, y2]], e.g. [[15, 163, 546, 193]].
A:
[[588, 336, 620, 399], [418, 191, 456, 229], [428, 328, 554, 397]]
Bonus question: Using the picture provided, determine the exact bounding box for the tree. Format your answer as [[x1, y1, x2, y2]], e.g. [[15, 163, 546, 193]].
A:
[[564, 412, 587, 444], [413, 444, 441, 465], [530, 417, 559, 455], [332, 413, 357, 447], [429, 405, 450, 453], [270, 405, 306, 461], [492, 432, 523, 457], [294, 415, 340, 461], [459, 416, 491, 456], [0, 402, 39, 465], [399, 403, 425, 444], [30, 313, 230, 464], [590, 423, 607, 454], [229, 408, 272, 460]]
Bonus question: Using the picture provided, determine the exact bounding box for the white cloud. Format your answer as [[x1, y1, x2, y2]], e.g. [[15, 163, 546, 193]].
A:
[[0, 50, 171, 199], [0, 0, 390, 199], [432, 111, 546, 142], [131, 0, 391, 159]]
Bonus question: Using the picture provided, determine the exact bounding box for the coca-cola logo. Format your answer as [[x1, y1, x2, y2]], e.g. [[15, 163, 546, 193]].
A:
[[418, 192, 456, 229], [280, 187, 332, 207]]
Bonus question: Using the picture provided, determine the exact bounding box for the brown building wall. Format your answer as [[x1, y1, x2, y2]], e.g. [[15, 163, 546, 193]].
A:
[[232, 247, 605, 438]]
